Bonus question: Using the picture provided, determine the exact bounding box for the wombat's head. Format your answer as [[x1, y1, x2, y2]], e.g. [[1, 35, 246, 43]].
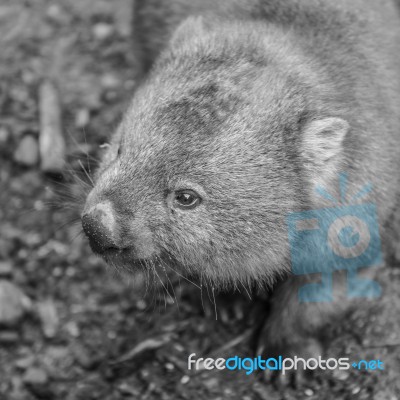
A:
[[82, 18, 349, 287]]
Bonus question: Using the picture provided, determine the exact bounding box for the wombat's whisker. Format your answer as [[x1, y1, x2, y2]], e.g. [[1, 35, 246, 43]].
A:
[[61, 170, 93, 190], [239, 280, 253, 301], [81, 127, 93, 177], [67, 153, 100, 164], [211, 286, 218, 321], [158, 257, 180, 310], [166, 264, 201, 290], [77, 160, 94, 187], [53, 217, 82, 234], [153, 266, 175, 307], [148, 261, 165, 313], [65, 126, 99, 164], [69, 230, 84, 245]]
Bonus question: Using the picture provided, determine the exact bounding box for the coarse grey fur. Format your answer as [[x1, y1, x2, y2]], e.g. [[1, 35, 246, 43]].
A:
[[83, 0, 400, 376]]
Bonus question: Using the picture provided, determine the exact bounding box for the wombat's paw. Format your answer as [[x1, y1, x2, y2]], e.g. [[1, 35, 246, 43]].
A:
[[256, 332, 323, 389]]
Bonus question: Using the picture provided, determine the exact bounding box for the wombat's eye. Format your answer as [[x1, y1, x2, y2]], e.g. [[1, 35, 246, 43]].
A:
[[117, 147, 121, 157], [174, 190, 202, 210]]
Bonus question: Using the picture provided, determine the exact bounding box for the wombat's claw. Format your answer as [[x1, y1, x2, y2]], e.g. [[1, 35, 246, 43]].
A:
[[258, 337, 322, 388], [262, 362, 306, 389]]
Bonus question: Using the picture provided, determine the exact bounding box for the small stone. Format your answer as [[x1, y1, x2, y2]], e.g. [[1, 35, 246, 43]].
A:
[[136, 300, 147, 311], [52, 267, 63, 277], [140, 369, 150, 379], [333, 368, 350, 381], [203, 377, 219, 391], [10, 85, 29, 103], [16, 356, 35, 370], [224, 388, 234, 396], [23, 367, 48, 386], [22, 70, 37, 86], [14, 135, 39, 167], [9, 376, 25, 399], [0, 281, 31, 326], [83, 91, 102, 111], [165, 363, 174, 371], [75, 108, 90, 129], [37, 299, 59, 338], [92, 23, 114, 41], [0, 126, 10, 144], [0, 239, 14, 259], [305, 388, 314, 397], [72, 344, 94, 369], [117, 383, 139, 396], [174, 343, 185, 353], [9, 171, 42, 195], [0, 330, 19, 343], [180, 375, 190, 385], [101, 73, 120, 90], [39, 80, 66, 174], [352, 387, 361, 395], [103, 90, 118, 103], [0, 261, 13, 277], [46, 4, 65, 23], [107, 330, 117, 340], [45, 345, 69, 362], [65, 320, 80, 337]]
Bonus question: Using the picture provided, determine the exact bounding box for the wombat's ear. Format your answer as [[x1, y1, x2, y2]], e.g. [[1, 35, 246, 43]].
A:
[[302, 117, 349, 164], [171, 16, 208, 47]]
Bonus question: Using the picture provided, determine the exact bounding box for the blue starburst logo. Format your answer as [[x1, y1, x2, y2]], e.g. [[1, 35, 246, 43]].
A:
[[287, 173, 383, 302]]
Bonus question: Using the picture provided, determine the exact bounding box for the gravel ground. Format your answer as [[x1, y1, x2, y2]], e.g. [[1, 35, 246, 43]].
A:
[[0, 1, 399, 399]]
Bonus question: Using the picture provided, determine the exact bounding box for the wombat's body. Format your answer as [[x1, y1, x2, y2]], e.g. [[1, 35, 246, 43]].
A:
[[82, 0, 400, 375]]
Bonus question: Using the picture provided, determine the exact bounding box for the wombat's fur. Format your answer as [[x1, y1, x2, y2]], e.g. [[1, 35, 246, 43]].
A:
[[83, 0, 400, 378]]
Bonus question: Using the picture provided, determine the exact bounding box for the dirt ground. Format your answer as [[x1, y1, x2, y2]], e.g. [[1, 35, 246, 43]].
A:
[[0, 1, 400, 399]]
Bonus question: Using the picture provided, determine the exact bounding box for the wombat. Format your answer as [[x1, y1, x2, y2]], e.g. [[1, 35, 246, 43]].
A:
[[82, 0, 400, 382]]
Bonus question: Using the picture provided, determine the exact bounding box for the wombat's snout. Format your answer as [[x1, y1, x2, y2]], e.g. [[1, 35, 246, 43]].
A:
[[81, 202, 119, 256]]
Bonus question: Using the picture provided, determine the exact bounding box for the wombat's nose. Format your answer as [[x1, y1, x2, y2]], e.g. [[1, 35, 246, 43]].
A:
[[81, 203, 118, 255]]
